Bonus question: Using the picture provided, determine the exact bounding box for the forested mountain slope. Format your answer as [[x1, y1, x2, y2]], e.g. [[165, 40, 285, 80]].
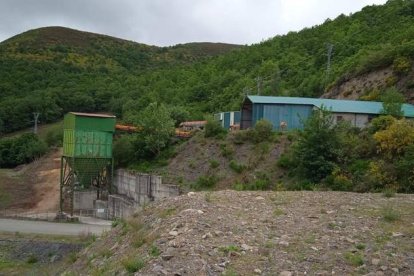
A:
[[0, 27, 241, 133], [1, 0, 413, 134]]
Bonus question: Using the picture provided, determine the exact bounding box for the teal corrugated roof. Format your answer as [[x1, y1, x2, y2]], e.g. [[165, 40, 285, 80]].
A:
[[247, 96, 414, 118]]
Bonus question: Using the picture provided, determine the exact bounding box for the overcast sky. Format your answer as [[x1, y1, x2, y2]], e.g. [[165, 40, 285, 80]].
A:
[[0, 0, 387, 46]]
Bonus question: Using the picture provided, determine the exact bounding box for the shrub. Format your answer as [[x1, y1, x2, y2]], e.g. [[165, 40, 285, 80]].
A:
[[277, 152, 295, 169], [364, 160, 398, 192], [234, 172, 271, 190], [252, 119, 274, 143], [27, 254, 38, 264], [380, 87, 405, 118], [229, 160, 246, 173], [192, 175, 218, 190], [382, 188, 395, 198], [220, 143, 234, 159], [113, 135, 135, 167], [122, 257, 145, 273], [232, 129, 252, 144], [368, 115, 396, 134], [209, 159, 219, 169], [374, 119, 414, 159], [323, 168, 353, 191], [204, 117, 227, 138], [382, 205, 401, 222], [393, 56, 411, 75], [45, 127, 63, 147], [0, 133, 48, 168], [344, 252, 364, 266], [395, 144, 414, 192]]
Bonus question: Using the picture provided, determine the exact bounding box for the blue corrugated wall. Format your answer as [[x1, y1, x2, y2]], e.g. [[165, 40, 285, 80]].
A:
[[252, 104, 313, 130]]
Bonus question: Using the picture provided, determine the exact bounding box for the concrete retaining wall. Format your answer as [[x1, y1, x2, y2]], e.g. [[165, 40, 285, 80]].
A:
[[109, 169, 180, 218], [73, 191, 97, 210]]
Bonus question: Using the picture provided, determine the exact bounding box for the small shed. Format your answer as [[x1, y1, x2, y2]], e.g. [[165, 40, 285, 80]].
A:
[[214, 111, 241, 129], [240, 96, 414, 130]]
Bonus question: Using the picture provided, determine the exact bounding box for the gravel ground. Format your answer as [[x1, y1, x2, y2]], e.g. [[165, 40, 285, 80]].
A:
[[0, 239, 83, 263], [67, 191, 414, 275]]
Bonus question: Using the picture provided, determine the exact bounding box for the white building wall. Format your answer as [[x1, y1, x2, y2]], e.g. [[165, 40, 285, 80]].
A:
[[332, 112, 369, 128]]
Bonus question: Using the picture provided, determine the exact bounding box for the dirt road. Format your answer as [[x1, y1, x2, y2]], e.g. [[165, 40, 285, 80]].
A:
[[0, 218, 111, 236]]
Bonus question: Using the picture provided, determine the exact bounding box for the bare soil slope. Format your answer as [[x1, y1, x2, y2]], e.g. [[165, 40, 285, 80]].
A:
[[67, 191, 414, 275], [323, 64, 414, 104], [0, 149, 61, 212], [158, 132, 290, 190]]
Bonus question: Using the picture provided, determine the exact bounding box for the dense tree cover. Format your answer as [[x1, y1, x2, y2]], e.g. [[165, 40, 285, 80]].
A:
[[113, 102, 175, 167], [0, 0, 413, 136], [0, 133, 47, 167], [280, 107, 414, 192]]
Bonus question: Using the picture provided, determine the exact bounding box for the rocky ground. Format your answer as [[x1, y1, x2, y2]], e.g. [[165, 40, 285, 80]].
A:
[[66, 190, 414, 275], [0, 232, 88, 275]]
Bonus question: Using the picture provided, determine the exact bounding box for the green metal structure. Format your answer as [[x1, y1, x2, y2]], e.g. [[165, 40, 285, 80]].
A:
[[60, 112, 116, 215]]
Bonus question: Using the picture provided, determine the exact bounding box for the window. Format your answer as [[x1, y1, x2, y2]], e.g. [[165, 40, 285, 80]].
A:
[[336, 115, 343, 122]]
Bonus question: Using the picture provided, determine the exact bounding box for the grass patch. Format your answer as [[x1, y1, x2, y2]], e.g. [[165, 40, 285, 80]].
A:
[[122, 257, 145, 273], [220, 143, 234, 159], [67, 252, 78, 264], [159, 207, 176, 218], [382, 188, 396, 198], [192, 174, 218, 190], [132, 235, 145, 248], [219, 245, 240, 254], [355, 243, 366, 250], [382, 206, 401, 222], [223, 267, 238, 276], [112, 218, 127, 228], [344, 252, 364, 266], [100, 249, 112, 258], [273, 208, 285, 216], [204, 191, 213, 202], [77, 232, 96, 245], [149, 245, 161, 257]]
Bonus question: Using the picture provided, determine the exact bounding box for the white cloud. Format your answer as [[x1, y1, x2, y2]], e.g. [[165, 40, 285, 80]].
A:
[[0, 0, 388, 46]]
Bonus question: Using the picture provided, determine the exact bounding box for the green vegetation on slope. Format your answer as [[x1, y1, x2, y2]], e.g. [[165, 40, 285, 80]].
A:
[[1, 0, 414, 136], [0, 26, 240, 134]]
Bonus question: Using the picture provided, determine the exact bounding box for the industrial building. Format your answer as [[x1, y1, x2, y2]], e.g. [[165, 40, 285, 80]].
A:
[[214, 111, 241, 129], [240, 96, 414, 130]]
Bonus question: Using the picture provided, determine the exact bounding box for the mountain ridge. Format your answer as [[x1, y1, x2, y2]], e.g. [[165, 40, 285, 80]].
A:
[[0, 0, 414, 134]]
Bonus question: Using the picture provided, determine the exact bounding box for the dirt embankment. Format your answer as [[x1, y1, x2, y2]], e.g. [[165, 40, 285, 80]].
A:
[[0, 149, 61, 212], [66, 191, 414, 275], [157, 132, 290, 190], [323, 65, 414, 103]]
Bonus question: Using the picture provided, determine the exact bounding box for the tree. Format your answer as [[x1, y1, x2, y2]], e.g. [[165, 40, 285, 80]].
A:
[[131, 102, 175, 157], [380, 87, 405, 118], [293, 107, 342, 183]]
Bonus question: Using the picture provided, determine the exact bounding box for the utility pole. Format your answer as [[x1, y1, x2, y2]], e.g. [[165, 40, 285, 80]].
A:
[[33, 112, 40, 134], [256, 76, 263, 95], [326, 43, 334, 79]]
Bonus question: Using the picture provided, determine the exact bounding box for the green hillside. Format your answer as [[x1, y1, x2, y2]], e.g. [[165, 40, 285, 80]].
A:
[[0, 27, 241, 133], [1, 0, 414, 134]]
